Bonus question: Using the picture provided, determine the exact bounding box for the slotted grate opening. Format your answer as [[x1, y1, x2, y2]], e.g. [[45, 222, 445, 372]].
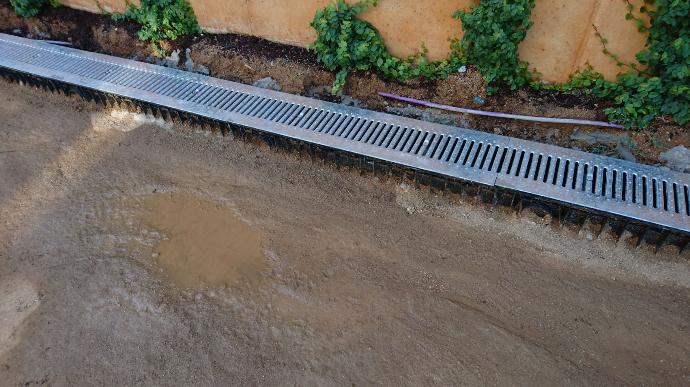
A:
[[1, 33, 687, 234]]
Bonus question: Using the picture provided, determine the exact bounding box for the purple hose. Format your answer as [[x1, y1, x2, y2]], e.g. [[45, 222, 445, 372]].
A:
[[378, 92, 624, 129]]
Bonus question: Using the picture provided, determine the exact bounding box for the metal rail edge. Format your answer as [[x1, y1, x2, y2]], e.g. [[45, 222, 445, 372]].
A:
[[0, 33, 687, 240]]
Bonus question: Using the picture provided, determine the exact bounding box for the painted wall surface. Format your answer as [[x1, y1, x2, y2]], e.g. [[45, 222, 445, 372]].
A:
[[61, 0, 649, 83], [520, 0, 648, 82]]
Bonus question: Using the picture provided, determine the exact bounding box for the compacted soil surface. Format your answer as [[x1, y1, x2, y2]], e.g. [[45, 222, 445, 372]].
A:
[[0, 1, 688, 168], [2, 76, 690, 385]]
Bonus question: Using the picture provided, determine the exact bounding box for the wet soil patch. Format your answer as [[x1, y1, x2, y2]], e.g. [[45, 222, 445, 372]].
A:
[[130, 193, 266, 289]]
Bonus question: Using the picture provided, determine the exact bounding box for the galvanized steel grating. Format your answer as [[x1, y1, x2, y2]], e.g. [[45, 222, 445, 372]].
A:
[[0, 33, 688, 234]]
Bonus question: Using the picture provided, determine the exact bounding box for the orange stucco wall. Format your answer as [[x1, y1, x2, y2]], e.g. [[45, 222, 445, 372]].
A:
[[520, 0, 648, 82], [61, 0, 649, 83]]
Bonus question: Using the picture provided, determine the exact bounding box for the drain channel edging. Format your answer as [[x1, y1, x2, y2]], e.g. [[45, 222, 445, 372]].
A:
[[0, 33, 687, 235]]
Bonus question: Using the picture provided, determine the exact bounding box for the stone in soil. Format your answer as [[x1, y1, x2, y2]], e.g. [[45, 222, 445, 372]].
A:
[[386, 105, 469, 127], [252, 76, 282, 92], [570, 128, 628, 145], [616, 142, 637, 162], [184, 48, 210, 74], [659, 145, 690, 173], [156, 49, 181, 68]]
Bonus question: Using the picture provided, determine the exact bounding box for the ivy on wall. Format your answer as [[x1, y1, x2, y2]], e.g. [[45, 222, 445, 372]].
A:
[[309, 0, 537, 95], [310, 0, 461, 94], [559, 0, 689, 128], [311, 0, 688, 129], [453, 0, 536, 95]]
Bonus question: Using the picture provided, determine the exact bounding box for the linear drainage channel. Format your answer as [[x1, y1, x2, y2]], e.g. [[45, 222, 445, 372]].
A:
[[0, 33, 688, 237]]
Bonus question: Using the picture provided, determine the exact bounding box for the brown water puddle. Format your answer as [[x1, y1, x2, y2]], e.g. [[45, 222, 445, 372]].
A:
[[135, 193, 266, 289]]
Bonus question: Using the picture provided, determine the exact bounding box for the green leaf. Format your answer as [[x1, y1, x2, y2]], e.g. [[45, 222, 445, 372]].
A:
[[10, 0, 58, 17], [110, 0, 200, 55], [310, 0, 461, 93]]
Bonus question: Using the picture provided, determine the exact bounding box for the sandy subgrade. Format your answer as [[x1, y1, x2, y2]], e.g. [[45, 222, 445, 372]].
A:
[[1, 80, 689, 386]]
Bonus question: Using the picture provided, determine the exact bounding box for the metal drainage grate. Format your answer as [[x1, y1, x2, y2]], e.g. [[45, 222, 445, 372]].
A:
[[0, 33, 687, 234]]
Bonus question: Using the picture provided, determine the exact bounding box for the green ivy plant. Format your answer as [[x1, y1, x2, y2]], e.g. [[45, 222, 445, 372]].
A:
[[112, 0, 201, 56], [616, 0, 689, 128], [453, 0, 537, 94], [10, 0, 58, 18], [557, 0, 689, 129], [310, 0, 461, 94]]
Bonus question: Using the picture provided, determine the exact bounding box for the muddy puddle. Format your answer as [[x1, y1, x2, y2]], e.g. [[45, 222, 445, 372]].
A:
[[130, 193, 266, 289]]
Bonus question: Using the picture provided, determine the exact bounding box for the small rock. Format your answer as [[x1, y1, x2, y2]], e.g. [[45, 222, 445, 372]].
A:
[[340, 94, 365, 108], [252, 77, 282, 92], [184, 48, 195, 72], [570, 128, 627, 145], [545, 128, 560, 141], [522, 206, 552, 226], [615, 143, 637, 162], [493, 128, 503, 135], [156, 49, 180, 68], [578, 218, 603, 241], [195, 64, 210, 75], [183, 48, 210, 74], [306, 85, 331, 97], [473, 96, 485, 105], [12, 29, 21, 34], [458, 65, 467, 73], [659, 145, 690, 173], [386, 105, 468, 127]]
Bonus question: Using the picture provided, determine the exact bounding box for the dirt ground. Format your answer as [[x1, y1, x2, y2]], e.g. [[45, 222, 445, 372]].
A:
[[2, 75, 690, 385], [0, 1, 688, 167]]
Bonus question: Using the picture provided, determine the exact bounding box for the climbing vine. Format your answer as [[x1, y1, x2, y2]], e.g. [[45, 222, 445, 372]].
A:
[[310, 0, 688, 129], [10, 0, 58, 17], [112, 0, 201, 56], [559, 0, 690, 128], [310, 0, 461, 94], [453, 0, 537, 94]]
